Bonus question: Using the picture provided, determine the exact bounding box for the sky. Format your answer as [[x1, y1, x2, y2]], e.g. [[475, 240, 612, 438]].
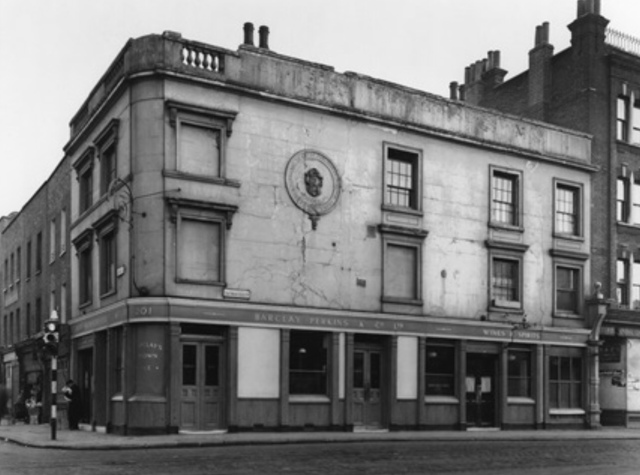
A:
[[1, 0, 639, 218]]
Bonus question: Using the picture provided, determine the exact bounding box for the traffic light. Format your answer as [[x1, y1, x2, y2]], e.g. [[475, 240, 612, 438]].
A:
[[43, 310, 60, 354]]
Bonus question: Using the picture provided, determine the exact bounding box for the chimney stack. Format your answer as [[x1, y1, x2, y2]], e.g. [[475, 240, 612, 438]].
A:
[[259, 25, 270, 49], [243, 22, 255, 46], [449, 81, 459, 100], [528, 22, 554, 121]]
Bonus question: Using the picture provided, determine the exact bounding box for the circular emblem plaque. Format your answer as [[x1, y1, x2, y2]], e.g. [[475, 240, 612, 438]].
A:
[[285, 149, 341, 229]]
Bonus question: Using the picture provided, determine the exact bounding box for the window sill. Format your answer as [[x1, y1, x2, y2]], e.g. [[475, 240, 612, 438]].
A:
[[552, 233, 584, 242], [78, 301, 93, 311], [553, 311, 582, 320], [176, 278, 225, 287], [549, 408, 585, 416], [424, 395, 458, 404], [507, 397, 535, 405], [617, 221, 640, 230], [489, 222, 524, 233], [110, 394, 124, 402], [381, 204, 423, 217], [289, 395, 330, 404], [382, 296, 423, 306], [100, 289, 117, 300], [163, 170, 241, 188], [491, 299, 522, 311]]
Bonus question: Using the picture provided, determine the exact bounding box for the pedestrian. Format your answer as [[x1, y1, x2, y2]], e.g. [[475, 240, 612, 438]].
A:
[[25, 389, 41, 425], [62, 379, 81, 430]]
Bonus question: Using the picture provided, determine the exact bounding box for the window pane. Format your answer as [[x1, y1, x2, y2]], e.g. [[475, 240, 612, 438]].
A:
[[354, 352, 364, 389], [204, 346, 219, 386], [178, 219, 220, 281], [493, 258, 519, 302], [425, 344, 455, 396], [556, 186, 578, 235], [180, 124, 220, 176], [492, 172, 517, 225], [182, 345, 197, 385], [508, 350, 531, 397], [385, 244, 417, 299], [370, 352, 381, 389], [386, 148, 417, 209], [289, 331, 327, 395]]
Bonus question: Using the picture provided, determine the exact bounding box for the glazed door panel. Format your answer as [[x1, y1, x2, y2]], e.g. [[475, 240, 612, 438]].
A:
[[465, 353, 497, 428], [353, 348, 383, 428], [180, 342, 222, 431]]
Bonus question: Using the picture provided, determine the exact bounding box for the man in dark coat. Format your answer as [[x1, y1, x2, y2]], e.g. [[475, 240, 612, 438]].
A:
[[62, 379, 81, 430]]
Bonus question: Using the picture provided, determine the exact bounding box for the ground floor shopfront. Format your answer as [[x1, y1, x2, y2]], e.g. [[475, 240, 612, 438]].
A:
[[67, 298, 592, 435]]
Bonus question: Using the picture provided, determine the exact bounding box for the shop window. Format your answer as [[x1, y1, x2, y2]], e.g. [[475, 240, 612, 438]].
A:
[[383, 144, 422, 212], [168, 197, 237, 286], [112, 327, 123, 394], [289, 330, 328, 396], [617, 96, 629, 142], [549, 355, 582, 409], [168, 101, 236, 181], [490, 167, 522, 228], [554, 181, 582, 238], [425, 341, 455, 396], [508, 349, 531, 398]]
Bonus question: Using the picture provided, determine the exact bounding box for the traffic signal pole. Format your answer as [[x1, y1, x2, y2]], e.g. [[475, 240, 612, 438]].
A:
[[51, 354, 57, 440], [44, 310, 60, 441]]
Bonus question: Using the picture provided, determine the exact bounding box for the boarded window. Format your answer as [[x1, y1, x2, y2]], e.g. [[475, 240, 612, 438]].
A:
[[179, 124, 220, 177], [178, 219, 221, 282], [385, 244, 417, 299]]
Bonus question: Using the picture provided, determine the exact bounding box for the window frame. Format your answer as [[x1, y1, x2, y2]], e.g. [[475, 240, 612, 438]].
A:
[[72, 229, 94, 308], [288, 330, 329, 397], [486, 240, 528, 312], [74, 147, 95, 215], [167, 101, 237, 183], [379, 224, 428, 306], [553, 179, 583, 239], [49, 218, 56, 264], [35, 231, 43, 274], [167, 197, 237, 287], [617, 95, 629, 142], [507, 348, 532, 399], [489, 166, 523, 230], [93, 210, 119, 299], [617, 176, 630, 223], [382, 143, 423, 214], [553, 260, 584, 318], [95, 119, 120, 196], [549, 353, 583, 410], [424, 340, 457, 398], [617, 258, 630, 307]]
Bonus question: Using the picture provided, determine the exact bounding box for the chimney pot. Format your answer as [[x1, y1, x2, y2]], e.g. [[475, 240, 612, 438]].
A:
[[259, 25, 270, 49], [449, 81, 459, 100], [243, 22, 255, 46]]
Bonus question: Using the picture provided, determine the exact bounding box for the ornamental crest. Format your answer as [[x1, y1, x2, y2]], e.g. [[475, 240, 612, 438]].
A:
[[285, 150, 341, 229]]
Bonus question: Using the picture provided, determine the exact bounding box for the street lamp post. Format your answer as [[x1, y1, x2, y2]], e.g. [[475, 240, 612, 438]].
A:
[[43, 310, 60, 440]]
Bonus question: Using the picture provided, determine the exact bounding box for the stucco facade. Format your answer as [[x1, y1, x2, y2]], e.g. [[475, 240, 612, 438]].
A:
[[55, 26, 597, 435]]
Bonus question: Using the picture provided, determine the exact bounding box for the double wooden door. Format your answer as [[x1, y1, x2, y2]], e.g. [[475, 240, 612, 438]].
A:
[[353, 346, 383, 429], [180, 341, 224, 431]]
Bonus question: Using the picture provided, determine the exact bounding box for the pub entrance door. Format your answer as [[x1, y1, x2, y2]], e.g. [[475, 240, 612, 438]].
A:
[[77, 348, 93, 426], [465, 353, 498, 428], [180, 340, 224, 431], [353, 343, 384, 429]]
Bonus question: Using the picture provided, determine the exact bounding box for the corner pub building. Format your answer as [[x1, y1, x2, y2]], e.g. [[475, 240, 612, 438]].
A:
[[58, 24, 597, 435]]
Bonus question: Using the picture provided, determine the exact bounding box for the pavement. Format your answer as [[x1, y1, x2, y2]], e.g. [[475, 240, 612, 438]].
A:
[[3, 422, 640, 450]]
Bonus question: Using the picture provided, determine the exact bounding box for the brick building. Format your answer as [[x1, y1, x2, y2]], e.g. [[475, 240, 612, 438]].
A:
[[0, 157, 71, 426], [454, 0, 640, 426]]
